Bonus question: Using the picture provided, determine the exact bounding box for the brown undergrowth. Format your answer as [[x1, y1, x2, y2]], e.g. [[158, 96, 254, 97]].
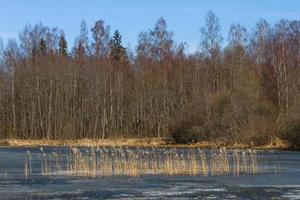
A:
[[0, 137, 291, 150]]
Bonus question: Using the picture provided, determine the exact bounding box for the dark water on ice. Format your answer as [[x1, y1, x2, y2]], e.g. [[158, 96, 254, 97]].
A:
[[0, 147, 299, 200]]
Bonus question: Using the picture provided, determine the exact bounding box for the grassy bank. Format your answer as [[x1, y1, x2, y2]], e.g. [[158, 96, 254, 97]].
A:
[[0, 137, 292, 150]]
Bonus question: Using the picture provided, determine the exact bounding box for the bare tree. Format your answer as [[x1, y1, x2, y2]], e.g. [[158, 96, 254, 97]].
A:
[[91, 20, 110, 59], [4, 40, 20, 137]]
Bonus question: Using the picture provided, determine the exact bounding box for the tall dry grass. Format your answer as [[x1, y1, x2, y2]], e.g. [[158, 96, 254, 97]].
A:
[[22, 147, 279, 178]]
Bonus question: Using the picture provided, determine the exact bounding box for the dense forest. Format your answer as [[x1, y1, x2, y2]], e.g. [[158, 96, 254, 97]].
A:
[[0, 12, 299, 146]]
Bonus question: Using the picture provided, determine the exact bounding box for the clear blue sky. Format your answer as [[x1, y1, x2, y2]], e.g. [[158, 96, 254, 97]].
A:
[[0, 0, 299, 52]]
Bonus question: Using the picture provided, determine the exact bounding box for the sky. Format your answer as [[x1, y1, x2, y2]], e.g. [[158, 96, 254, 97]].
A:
[[0, 0, 299, 53]]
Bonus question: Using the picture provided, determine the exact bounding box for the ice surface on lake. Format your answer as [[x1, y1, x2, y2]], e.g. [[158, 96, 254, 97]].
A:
[[0, 147, 299, 199]]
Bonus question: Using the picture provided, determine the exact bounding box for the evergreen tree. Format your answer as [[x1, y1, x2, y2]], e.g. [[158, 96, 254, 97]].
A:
[[59, 35, 68, 57], [109, 30, 128, 65], [39, 38, 47, 56]]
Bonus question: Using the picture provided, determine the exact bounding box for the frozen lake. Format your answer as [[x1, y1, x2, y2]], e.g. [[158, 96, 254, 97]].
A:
[[0, 147, 299, 199]]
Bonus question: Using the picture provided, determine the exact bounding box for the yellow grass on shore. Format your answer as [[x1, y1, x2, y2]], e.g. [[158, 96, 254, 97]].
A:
[[0, 138, 169, 148], [0, 137, 291, 150]]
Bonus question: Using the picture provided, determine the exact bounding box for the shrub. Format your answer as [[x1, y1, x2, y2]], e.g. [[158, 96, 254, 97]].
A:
[[170, 125, 208, 144], [281, 124, 300, 149]]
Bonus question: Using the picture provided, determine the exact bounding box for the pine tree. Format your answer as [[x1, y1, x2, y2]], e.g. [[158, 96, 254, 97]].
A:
[[59, 35, 68, 57], [39, 38, 47, 56], [110, 30, 128, 65]]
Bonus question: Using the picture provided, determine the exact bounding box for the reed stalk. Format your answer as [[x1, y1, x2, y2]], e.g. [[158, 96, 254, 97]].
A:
[[34, 147, 278, 177]]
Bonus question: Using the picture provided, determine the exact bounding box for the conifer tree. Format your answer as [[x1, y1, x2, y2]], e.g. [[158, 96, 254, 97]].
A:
[[109, 30, 128, 65], [59, 35, 68, 57], [39, 38, 47, 56]]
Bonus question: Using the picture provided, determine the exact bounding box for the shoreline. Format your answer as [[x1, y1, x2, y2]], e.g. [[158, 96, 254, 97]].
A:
[[0, 138, 295, 150]]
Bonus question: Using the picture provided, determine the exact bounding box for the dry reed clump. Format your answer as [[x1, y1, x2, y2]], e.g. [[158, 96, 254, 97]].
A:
[[24, 150, 32, 180], [24, 147, 278, 178]]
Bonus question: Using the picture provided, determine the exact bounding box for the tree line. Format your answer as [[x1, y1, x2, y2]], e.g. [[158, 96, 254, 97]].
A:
[[0, 12, 299, 146]]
